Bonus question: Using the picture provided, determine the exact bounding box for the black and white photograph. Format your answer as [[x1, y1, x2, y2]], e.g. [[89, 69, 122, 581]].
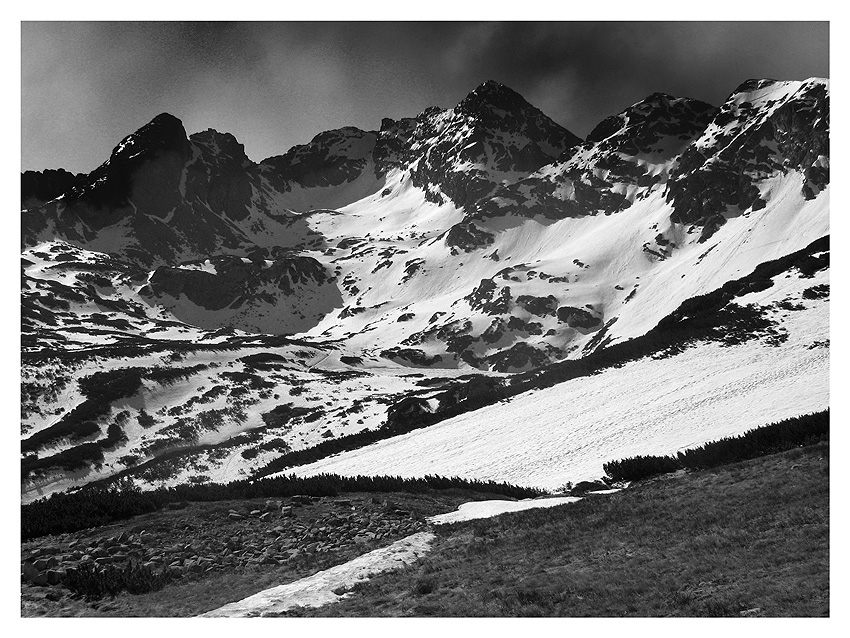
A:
[[18, 13, 834, 620]]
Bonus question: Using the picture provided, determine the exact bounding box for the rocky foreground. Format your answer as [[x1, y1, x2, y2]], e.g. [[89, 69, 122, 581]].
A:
[[20, 490, 496, 616], [20, 493, 443, 612]]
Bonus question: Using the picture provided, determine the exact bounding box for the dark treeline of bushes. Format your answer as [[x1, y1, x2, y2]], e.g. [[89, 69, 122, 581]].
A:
[[22, 472, 545, 541], [603, 409, 829, 483], [144, 364, 208, 384], [254, 425, 436, 479], [21, 443, 105, 480]]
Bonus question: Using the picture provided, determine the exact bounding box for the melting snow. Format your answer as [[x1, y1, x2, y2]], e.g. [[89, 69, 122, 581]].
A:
[[200, 532, 435, 617], [427, 496, 580, 524], [201, 496, 583, 616]]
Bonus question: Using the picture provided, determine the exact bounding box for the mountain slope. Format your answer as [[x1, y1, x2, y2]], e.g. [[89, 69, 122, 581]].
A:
[[21, 77, 829, 498]]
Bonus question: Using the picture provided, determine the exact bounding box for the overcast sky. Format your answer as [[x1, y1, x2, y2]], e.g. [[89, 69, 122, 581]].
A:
[[21, 21, 829, 174]]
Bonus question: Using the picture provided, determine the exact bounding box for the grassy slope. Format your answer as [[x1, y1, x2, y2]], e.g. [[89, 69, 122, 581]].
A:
[[288, 441, 829, 617]]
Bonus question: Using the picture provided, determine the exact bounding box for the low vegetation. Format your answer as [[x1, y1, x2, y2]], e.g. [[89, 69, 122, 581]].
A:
[[22, 473, 544, 541], [603, 410, 828, 483], [287, 441, 829, 617], [62, 562, 172, 599]]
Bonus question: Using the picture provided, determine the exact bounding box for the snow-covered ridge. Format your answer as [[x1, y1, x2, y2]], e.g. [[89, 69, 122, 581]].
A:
[[21, 77, 829, 495]]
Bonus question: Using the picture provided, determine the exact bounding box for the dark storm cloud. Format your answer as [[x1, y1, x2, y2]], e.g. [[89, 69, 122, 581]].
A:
[[22, 21, 828, 174]]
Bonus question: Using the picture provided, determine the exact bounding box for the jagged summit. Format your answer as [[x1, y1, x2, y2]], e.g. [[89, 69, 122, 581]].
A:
[[19, 76, 830, 500], [585, 92, 716, 149], [733, 78, 780, 93], [110, 112, 190, 160], [455, 80, 582, 148], [456, 80, 528, 115]]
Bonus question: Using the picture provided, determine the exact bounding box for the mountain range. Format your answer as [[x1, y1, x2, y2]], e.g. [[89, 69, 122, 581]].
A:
[[21, 77, 829, 500]]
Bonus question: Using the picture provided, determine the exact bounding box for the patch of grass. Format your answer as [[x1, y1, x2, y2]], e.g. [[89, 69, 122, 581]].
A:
[[289, 442, 829, 617]]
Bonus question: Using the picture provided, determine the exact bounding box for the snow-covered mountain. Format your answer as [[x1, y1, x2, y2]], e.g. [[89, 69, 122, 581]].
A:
[[21, 78, 829, 499]]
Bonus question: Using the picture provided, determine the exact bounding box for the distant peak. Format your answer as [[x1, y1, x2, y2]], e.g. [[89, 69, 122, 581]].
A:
[[586, 92, 716, 144], [733, 78, 779, 94], [640, 92, 676, 106], [457, 81, 527, 114], [150, 112, 183, 126], [474, 79, 514, 94], [109, 112, 190, 162]]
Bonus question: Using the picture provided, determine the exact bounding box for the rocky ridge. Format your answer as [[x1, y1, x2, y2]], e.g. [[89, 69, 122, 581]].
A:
[[20, 77, 830, 497]]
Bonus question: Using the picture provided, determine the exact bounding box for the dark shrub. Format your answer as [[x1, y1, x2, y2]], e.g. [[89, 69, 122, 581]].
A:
[[22, 473, 544, 540], [603, 410, 828, 483], [62, 562, 172, 599], [603, 454, 682, 483]]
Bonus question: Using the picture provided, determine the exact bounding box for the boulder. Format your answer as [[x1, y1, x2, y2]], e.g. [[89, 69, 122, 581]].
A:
[[46, 569, 65, 586], [33, 558, 52, 571], [21, 561, 39, 582], [30, 572, 49, 586]]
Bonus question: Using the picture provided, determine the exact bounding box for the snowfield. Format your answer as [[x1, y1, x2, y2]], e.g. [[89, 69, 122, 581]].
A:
[[289, 280, 828, 490]]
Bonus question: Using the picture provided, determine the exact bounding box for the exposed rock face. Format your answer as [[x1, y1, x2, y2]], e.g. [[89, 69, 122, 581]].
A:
[[141, 255, 341, 334], [468, 93, 717, 221], [21, 114, 317, 267], [20, 78, 830, 373], [556, 306, 602, 330], [445, 221, 495, 253], [21, 169, 82, 209], [375, 81, 580, 208], [262, 128, 378, 189], [67, 113, 193, 214], [665, 79, 829, 240]]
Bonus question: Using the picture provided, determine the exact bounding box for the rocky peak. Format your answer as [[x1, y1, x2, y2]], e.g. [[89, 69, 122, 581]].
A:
[[21, 168, 82, 208], [586, 93, 716, 149], [456, 80, 581, 148], [190, 129, 251, 166], [665, 78, 830, 238], [56, 113, 191, 213], [261, 127, 378, 189], [732, 78, 780, 95], [455, 81, 528, 119], [109, 113, 191, 164]]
